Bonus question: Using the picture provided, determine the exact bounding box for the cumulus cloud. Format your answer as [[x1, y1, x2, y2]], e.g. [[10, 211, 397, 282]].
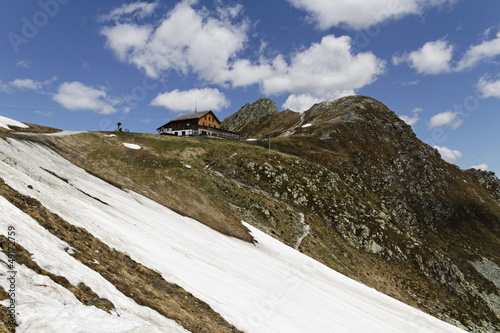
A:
[[393, 40, 453, 75], [477, 76, 500, 99], [428, 111, 463, 129], [10, 79, 42, 90], [470, 163, 489, 171], [261, 35, 385, 111], [100, 1, 385, 112], [283, 91, 355, 112], [1, 77, 57, 92], [101, 23, 153, 61], [399, 107, 422, 127], [99, 1, 158, 22], [101, 0, 249, 81], [434, 145, 463, 163], [150, 88, 229, 112], [262, 35, 385, 96], [227, 35, 385, 112], [53, 81, 120, 114], [395, 31, 500, 74], [455, 32, 500, 71], [286, 0, 457, 30]]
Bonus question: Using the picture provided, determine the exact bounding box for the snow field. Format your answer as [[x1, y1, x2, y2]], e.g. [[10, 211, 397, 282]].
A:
[[0, 115, 29, 130], [123, 143, 142, 150], [0, 138, 465, 333], [0, 196, 187, 332]]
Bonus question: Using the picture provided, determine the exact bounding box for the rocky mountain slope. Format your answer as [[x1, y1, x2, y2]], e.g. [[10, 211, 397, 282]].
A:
[[222, 95, 500, 331], [220, 98, 281, 139], [0, 113, 466, 333], [0, 95, 498, 332]]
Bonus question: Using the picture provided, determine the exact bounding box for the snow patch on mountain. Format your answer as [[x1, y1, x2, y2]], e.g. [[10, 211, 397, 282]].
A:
[[0, 137, 464, 332], [123, 143, 141, 150], [0, 115, 29, 129]]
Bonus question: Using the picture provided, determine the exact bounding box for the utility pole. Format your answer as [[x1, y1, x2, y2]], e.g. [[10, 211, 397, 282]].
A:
[[268, 136, 271, 160]]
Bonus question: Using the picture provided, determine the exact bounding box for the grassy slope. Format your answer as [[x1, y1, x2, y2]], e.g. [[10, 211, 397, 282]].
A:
[[40, 128, 499, 331], [5, 96, 499, 331], [49, 132, 254, 243], [0, 178, 241, 333]]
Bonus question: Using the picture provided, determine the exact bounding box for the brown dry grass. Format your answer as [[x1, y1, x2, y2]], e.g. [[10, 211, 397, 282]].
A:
[[0, 235, 115, 314], [3, 97, 499, 331], [0, 285, 15, 333], [7, 123, 61, 134], [40, 133, 254, 243]]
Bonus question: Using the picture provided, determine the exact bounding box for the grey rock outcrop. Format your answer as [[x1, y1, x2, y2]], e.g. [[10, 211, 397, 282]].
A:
[[467, 169, 500, 202], [221, 98, 278, 138]]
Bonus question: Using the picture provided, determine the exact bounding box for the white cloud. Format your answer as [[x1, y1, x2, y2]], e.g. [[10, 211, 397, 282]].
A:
[[101, 0, 249, 81], [101, 23, 153, 61], [477, 76, 500, 99], [10, 78, 42, 90], [99, 1, 158, 21], [0, 81, 12, 94], [395, 31, 500, 74], [225, 58, 275, 88], [101, 1, 385, 108], [53, 81, 120, 115], [399, 107, 422, 127], [3, 77, 57, 92], [16, 60, 31, 68], [286, 0, 457, 30], [82, 61, 91, 72], [150, 88, 229, 112], [262, 35, 385, 109], [455, 32, 500, 71], [34, 110, 53, 117], [393, 40, 453, 75], [282, 94, 325, 112], [428, 111, 463, 129], [434, 145, 463, 163], [283, 91, 354, 112], [470, 163, 489, 171]]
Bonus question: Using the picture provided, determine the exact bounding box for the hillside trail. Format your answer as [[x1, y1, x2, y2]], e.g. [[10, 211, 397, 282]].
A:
[[281, 112, 305, 137]]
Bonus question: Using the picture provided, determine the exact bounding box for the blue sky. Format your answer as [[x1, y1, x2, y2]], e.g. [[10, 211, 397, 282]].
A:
[[1, 0, 499, 174]]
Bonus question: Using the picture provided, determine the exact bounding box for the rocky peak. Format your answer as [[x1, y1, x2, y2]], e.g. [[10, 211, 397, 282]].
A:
[[212, 95, 500, 331], [467, 169, 500, 202], [221, 98, 279, 138], [305, 95, 409, 130]]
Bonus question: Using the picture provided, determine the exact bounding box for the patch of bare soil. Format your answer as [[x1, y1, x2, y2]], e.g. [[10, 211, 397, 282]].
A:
[[0, 178, 242, 333]]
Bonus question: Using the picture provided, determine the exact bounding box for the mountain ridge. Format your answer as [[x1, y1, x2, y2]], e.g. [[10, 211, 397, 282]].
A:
[[217, 95, 500, 331], [0, 95, 499, 332]]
